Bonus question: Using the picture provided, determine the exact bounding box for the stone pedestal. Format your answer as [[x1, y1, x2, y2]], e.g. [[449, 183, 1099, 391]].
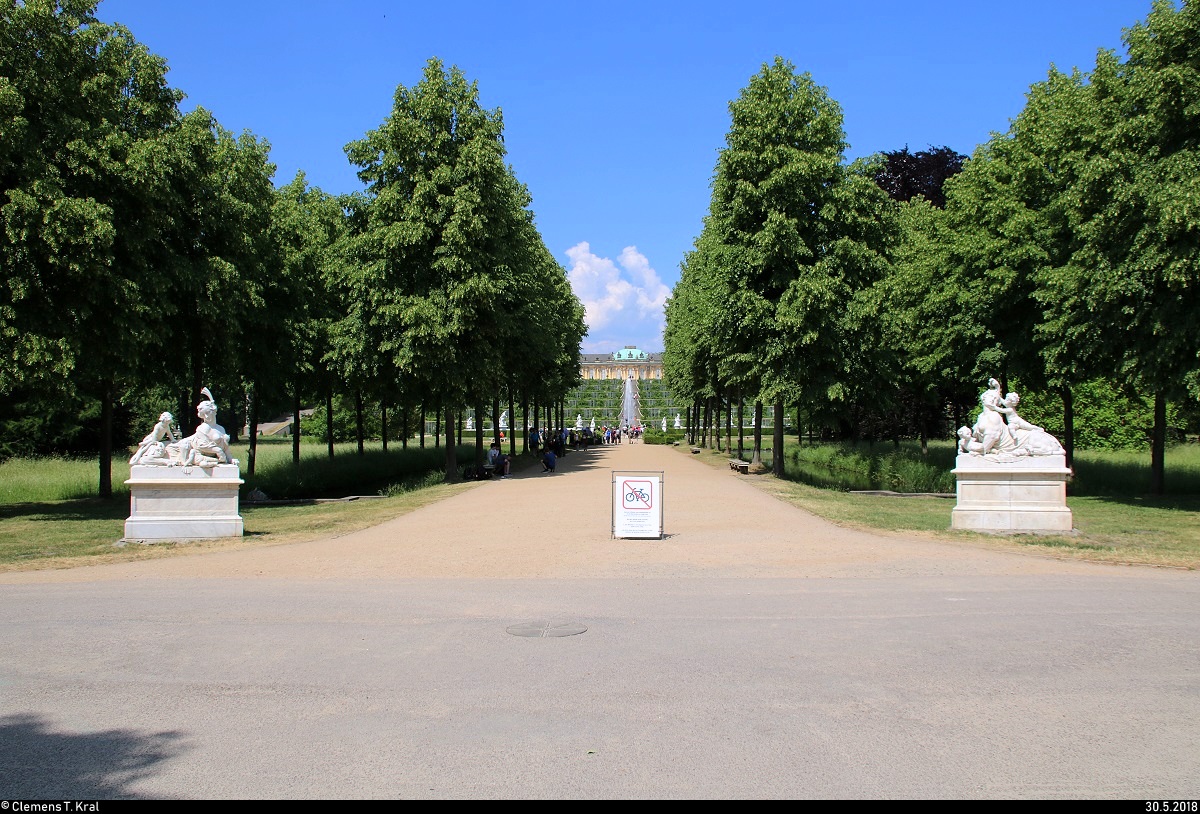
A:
[[124, 464, 244, 541], [951, 454, 1072, 533]]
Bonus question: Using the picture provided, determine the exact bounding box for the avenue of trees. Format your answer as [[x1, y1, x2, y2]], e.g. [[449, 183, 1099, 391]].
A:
[[1, 1, 584, 492], [664, 2, 1199, 492]]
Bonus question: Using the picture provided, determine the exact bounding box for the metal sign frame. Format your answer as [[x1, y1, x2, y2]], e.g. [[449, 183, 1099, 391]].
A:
[[611, 470, 664, 539]]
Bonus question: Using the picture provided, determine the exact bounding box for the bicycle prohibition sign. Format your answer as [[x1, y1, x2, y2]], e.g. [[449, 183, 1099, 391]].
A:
[[612, 470, 664, 539]]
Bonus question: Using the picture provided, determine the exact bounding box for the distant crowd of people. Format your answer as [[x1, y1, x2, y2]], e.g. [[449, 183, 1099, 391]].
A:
[[463, 422, 644, 479]]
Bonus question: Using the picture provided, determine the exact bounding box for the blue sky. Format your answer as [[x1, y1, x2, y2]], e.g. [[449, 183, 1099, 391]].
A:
[[97, 0, 1151, 353]]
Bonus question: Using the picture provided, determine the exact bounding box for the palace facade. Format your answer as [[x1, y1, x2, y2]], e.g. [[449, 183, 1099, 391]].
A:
[[580, 346, 664, 380]]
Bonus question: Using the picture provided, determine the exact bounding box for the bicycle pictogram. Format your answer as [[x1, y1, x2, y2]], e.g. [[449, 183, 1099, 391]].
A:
[[621, 479, 653, 510]]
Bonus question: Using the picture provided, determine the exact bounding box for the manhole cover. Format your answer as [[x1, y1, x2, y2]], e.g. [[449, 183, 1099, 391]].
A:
[[506, 621, 588, 638]]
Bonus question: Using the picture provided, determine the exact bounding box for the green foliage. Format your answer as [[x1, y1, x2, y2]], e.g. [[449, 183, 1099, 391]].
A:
[[784, 442, 957, 493], [642, 430, 686, 446], [344, 58, 584, 476], [245, 443, 474, 500], [1010, 379, 1185, 451], [665, 57, 897, 462], [1, 0, 183, 395]]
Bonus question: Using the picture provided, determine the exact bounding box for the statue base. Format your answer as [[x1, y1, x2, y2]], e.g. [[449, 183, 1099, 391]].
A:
[[124, 464, 244, 541], [951, 454, 1073, 533]]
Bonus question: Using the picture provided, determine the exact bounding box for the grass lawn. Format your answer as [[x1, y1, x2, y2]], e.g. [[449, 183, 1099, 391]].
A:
[[682, 444, 1200, 570]]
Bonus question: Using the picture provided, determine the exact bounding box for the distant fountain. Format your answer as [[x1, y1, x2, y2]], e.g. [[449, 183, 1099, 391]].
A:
[[619, 375, 642, 429]]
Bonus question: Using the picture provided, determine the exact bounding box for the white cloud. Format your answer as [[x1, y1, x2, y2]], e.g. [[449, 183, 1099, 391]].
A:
[[565, 242, 670, 353]]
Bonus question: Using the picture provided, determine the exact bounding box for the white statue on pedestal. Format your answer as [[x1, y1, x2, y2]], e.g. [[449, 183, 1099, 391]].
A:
[[952, 378, 1072, 533], [662, 417, 667, 432], [673, 413, 682, 429], [499, 410, 509, 430], [465, 415, 474, 431], [590, 416, 596, 432]]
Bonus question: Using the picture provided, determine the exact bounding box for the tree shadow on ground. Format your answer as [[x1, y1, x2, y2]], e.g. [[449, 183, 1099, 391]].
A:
[[0, 499, 127, 523], [0, 713, 190, 799], [1075, 493, 1200, 512]]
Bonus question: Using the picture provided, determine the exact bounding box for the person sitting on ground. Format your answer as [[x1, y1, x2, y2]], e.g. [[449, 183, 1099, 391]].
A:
[[488, 442, 511, 477], [542, 448, 556, 473]]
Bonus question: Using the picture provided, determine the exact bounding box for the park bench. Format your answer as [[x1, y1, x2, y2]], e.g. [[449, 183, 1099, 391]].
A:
[[690, 446, 701, 454], [729, 459, 749, 474]]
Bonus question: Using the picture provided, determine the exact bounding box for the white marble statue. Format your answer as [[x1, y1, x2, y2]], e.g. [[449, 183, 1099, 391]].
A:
[[465, 415, 474, 431], [661, 417, 667, 432], [958, 379, 1064, 458], [575, 414, 584, 431], [169, 388, 236, 467], [590, 416, 596, 432], [1003, 392, 1065, 455], [673, 413, 682, 429], [499, 410, 509, 430], [129, 412, 179, 465], [133, 389, 238, 468]]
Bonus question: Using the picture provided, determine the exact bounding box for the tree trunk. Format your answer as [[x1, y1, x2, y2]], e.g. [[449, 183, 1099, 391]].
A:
[[292, 383, 301, 466], [725, 391, 732, 455], [493, 397, 501, 447], [382, 404, 389, 452], [1151, 391, 1166, 495], [474, 401, 485, 466], [178, 389, 189, 440], [522, 396, 529, 454], [773, 399, 785, 477], [248, 383, 259, 476], [434, 408, 441, 448], [419, 404, 425, 448], [508, 392, 516, 457], [355, 390, 365, 455], [98, 379, 113, 499], [737, 389, 744, 459], [457, 410, 464, 446], [751, 401, 763, 467], [188, 334, 203, 438], [711, 393, 718, 452], [1060, 386, 1075, 470], [325, 389, 334, 459], [444, 405, 457, 481]]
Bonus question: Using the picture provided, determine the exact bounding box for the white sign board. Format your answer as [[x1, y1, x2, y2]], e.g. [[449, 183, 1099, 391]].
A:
[[612, 470, 663, 539]]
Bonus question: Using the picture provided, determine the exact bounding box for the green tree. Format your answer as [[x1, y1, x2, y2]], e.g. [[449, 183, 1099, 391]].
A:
[[1040, 1, 1200, 491], [1, 0, 182, 493], [704, 57, 895, 474], [346, 58, 577, 480]]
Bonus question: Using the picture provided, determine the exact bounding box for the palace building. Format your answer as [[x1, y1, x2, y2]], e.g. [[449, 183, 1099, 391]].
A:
[[580, 346, 664, 380]]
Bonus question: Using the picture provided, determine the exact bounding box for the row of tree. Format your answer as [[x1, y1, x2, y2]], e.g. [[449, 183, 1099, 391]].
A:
[[664, 1, 1199, 492], [1, 1, 585, 493]]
